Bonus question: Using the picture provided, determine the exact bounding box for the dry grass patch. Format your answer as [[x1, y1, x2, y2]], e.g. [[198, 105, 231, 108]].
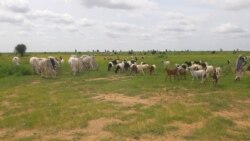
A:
[[171, 121, 203, 137], [81, 118, 120, 140], [93, 91, 197, 107], [93, 93, 158, 106], [85, 76, 131, 82], [31, 80, 41, 85], [123, 121, 203, 141], [214, 109, 250, 128], [125, 122, 203, 141], [3, 118, 120, 141], [126, 135, 181, 141]]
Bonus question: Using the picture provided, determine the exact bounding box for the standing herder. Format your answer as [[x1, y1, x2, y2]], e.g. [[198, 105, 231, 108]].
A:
[[235, 54, 247, 81]]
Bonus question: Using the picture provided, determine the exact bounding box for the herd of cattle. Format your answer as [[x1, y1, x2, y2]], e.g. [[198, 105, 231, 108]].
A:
[[107, 58, 222, 85], [12, 55, 97, 78], [11, 55, 250, 86]]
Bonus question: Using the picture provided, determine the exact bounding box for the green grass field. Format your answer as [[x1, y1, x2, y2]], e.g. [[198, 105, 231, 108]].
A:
[[0, 52, 250, 141]]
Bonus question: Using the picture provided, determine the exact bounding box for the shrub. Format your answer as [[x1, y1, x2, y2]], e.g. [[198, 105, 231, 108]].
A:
[[0, 64, 32, 78]]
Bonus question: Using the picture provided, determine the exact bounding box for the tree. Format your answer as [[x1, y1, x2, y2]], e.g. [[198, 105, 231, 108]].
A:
[[15, 44, 27, 57]]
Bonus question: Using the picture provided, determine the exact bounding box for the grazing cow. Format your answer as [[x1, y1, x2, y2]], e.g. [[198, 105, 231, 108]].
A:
[[200, 62, 207, 70], [205, 65, 214, 78], [80, 55, 98, 71], [129, 63, 149, 75], [137, 63, 149, 75], [12, 56, 20, 66], [115, 62, 125, 73], [68, 56, 80, 76], [58, 56, 64, 64], [130, 64, 138, 75], [48, 56, 59, 71], [124, 61, 131, 71], [177, 64, 187, 79], [123, 60, 136, 72], [165, 67, 179, 81], [149, 64, 156, 75], [212, 68, 220, 86], [188, 67, 206, 83], [38, 58, 57, 78], [30, 57, 41, 74], [184, 61, 192, 67], [215, 67, 222, 78], [189, 64, 203, 71], [193, 60, 202, 65], [108, 59, 119, 71], [162, 61, 170, 68]]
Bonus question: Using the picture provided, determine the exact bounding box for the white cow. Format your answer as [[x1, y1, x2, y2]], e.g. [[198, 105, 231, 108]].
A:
[[205, 65, 214, 77], [188, 67, 206, 83], [130, 63, 149, 75], [30, 56, 58, 78], [30, 57, 41, 74], [68, 55, 80, 76], [38, 58, 57, 78], [12, 56, 20, 66], [80, 55, 98, 71]]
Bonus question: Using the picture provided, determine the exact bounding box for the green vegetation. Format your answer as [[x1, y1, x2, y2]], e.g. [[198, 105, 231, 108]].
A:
[[0, 51, 249, 140], [14, 44, 27, 57]]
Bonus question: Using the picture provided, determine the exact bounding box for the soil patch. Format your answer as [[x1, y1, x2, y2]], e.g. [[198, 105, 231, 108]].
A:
[[15, 129, 38, 138]]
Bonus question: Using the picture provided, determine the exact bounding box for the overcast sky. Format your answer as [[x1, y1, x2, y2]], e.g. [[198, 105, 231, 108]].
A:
[[0, 0, 250, 52]]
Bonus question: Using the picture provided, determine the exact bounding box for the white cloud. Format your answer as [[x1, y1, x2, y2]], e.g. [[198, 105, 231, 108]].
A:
[[191, 0, 250, 10], [105, 31, 121, 38], [0, 12, 26, 24], [18, 30, 29, 36], [224, 0, 250, 10], [165, 12, 186, 20], [0, 32, 5, 36], [66, 25, 79, 32], [135, 33, 154, 40], [77, 18, 96, 27], [214, 23, 250, 39], [214, 23, 245, 34], [162, 25, 196, 32], [105, 22, 136, 31], [28, 10, 75, 25], [80, 0, 157, 10], [159, 12, 197, 38], [0, 0, 30, 13]]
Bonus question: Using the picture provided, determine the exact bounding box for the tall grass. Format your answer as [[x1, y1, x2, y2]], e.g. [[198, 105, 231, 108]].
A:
[[0, 64, 32, 78]]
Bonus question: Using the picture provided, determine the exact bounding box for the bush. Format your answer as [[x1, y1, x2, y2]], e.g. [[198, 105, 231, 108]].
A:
[[15, 66, 32, 76], [0, 64, 32, 78]]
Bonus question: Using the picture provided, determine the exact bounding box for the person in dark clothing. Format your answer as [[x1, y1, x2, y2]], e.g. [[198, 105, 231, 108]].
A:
[[235, 55, 247, 81]]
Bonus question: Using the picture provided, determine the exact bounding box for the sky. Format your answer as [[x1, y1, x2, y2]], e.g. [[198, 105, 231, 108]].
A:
[[0, 0, 250, 52]]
